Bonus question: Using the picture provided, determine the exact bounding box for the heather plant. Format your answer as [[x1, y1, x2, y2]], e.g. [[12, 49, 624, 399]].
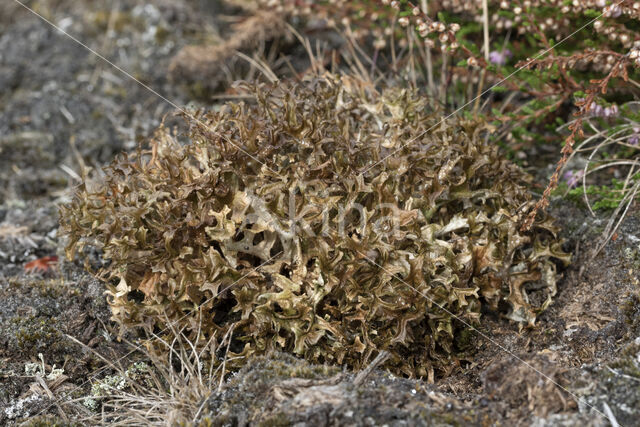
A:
[[393, 0, 640, 230], [254, 0, 640, 233], [60, 74, 569, 378]]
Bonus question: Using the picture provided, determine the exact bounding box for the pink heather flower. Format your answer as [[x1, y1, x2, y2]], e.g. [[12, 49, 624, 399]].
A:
[[587, 102, 618, 118], [563, 170, 584, 189], [489, 49, 513, 66], [610, 5, 622, 18], [604, 104, 619, 117], [604, 4, 622, 17], [629, 126, 640, 145], [589, 103, 603, 116]]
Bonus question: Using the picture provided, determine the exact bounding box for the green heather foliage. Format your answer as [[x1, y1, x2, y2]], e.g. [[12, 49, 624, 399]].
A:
[[60, 75, 569, 377]]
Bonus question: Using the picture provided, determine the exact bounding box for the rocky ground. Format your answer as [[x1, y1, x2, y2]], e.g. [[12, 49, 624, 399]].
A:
[[1, 1, 639, 426]]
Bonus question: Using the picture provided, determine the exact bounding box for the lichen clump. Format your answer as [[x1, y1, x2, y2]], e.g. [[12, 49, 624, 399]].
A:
[[61, 75, 569, 377]]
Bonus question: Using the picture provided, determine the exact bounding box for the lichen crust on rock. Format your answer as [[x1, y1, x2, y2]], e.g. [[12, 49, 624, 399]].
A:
[[60, 74, 570, 377]]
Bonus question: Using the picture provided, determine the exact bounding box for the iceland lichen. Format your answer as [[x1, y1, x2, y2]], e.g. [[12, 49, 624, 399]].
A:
[[60, 74, 569, 377]]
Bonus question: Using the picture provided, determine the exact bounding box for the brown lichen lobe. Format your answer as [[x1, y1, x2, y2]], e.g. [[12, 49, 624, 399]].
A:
[[60, 74, 569, 377]]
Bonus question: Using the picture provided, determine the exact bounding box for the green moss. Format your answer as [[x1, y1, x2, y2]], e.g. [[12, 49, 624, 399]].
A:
[[193, 417, 215, 427], [590, 340, 640, 424], [8, 278, 80, 300], [102, 86, 128, 99], [184, 81, 218, 101], [567, 174, 640, 211], [20, 415, 81, 427], [454, 327, 474, 352], [6, 279, 73, 353], [612, 342, 640, 378], [90, 11, 142, 33], [431, 413, 462, 426], [155, 26, 170, 44], [13, 316, 61, 350], [0, 132, 55, 168], [258, 412, 291, 427]]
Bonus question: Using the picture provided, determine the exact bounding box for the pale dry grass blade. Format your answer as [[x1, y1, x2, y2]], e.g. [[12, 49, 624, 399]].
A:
[[73, 313, 227, 426]]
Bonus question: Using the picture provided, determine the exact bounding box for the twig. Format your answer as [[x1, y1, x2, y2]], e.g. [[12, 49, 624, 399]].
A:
[[473, 0, 490, 114], [217, 324, 236, 393], [35, 374, 69, 421], [353, 350, 390, 386], [420, 0, 434, 94], [602, 402, 620, 427]]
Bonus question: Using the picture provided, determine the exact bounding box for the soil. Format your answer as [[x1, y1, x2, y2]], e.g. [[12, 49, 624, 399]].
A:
[[1, 1, 639, 426]]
